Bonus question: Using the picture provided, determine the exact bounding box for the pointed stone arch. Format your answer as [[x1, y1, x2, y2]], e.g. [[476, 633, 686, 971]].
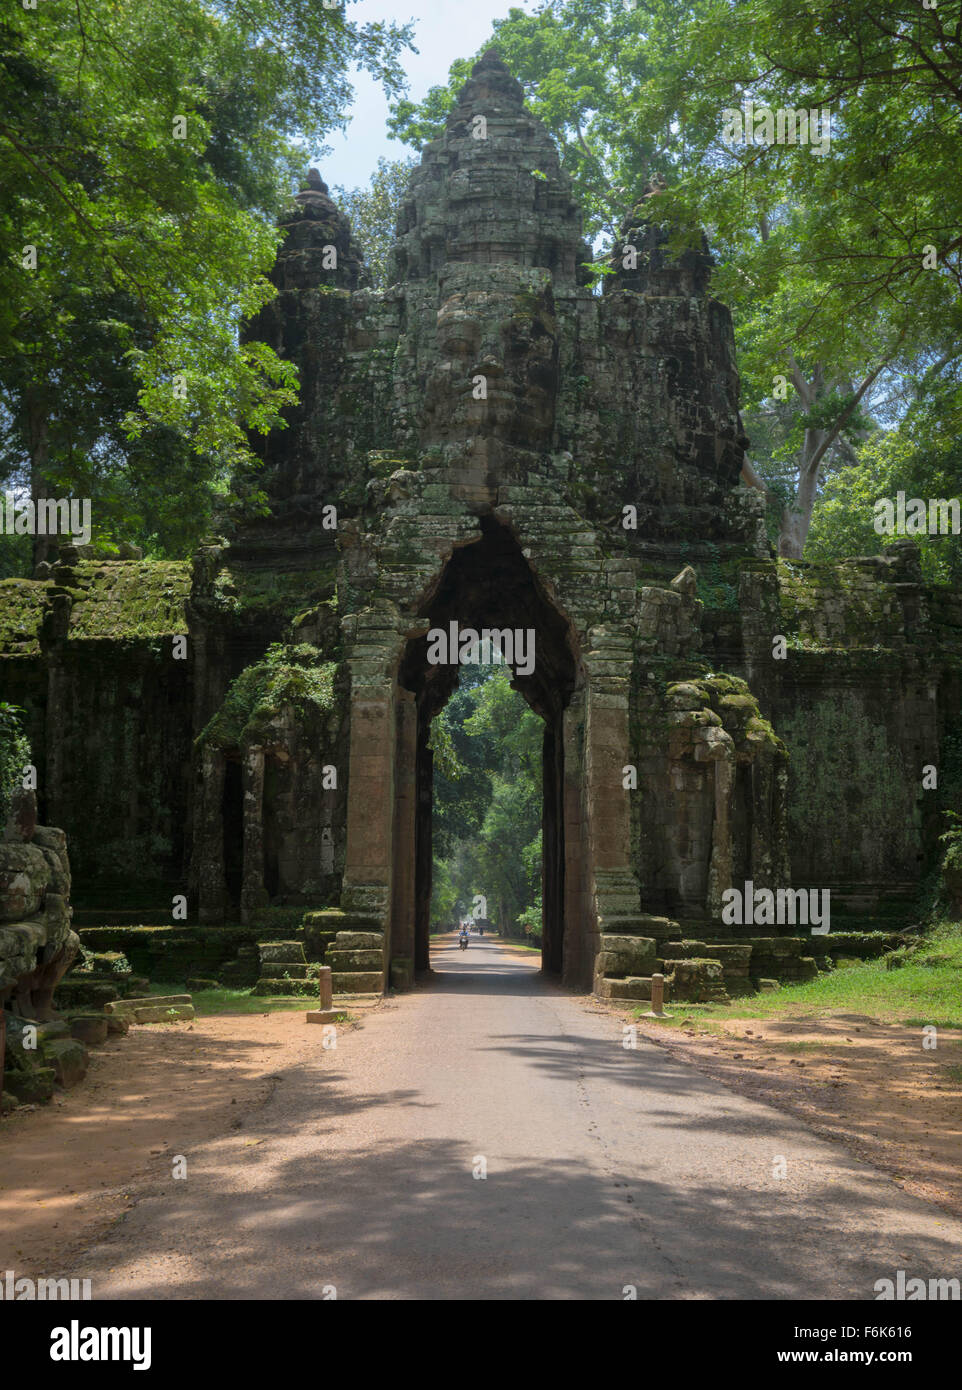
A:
[[338, 510, 644, 993]]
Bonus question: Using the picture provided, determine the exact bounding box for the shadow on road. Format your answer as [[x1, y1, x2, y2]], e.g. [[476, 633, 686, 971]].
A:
[[68, 939, 962, 1300]]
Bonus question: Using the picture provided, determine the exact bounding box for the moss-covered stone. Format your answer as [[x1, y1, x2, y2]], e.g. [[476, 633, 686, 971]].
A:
[[65, 561, 190, 641], [198, 644, 339, 751], [0, 578, 48, 656]]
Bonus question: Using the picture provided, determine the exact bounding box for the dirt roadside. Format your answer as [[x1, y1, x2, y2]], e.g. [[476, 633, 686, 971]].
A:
[[0, 1008, 358, 1278], [622, 1009, 962, 1220]]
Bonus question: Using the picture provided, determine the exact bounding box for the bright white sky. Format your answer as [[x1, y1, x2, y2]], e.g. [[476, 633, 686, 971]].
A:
[[321, 0, 540, 190]]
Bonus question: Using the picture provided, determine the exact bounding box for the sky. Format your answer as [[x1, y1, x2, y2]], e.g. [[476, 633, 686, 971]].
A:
[[321, 0, 540, 191]]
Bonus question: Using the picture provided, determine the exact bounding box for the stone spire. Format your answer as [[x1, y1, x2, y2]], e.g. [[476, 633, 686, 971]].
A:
[[266, 167, 367, 293], [389, 50, 591, 285], [302, 167, 328, 195], [239, 167, 368, 504]]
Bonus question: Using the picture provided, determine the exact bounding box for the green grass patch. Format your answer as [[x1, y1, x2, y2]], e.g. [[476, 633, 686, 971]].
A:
[[636, 922, 962, 1030], [148, 981, 308, 1016]]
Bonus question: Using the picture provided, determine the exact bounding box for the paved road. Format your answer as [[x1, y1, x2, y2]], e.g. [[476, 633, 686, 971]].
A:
[[75, 935, 962, 1299]]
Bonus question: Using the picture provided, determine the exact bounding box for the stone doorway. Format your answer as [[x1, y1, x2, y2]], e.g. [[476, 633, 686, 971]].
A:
[[339, 500, 646, 998], [397, 519, 578, 980]]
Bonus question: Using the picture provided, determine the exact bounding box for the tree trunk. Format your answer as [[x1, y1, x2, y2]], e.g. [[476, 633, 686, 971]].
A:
[[26, 390, 53, 569], [777, 425, 833, 558]]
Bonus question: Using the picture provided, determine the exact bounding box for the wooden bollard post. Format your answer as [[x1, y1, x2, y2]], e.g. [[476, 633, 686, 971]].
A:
[[318, 966, 333, 1011], [306, 966, 337, 1025]]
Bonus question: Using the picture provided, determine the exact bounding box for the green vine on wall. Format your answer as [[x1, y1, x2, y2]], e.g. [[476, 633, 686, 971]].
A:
[[0, 702, 30, 826]]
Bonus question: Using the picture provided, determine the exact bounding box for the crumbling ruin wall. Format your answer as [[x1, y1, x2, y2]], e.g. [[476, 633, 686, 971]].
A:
[[189, 644, 349, 923], [0, 556, 192, 893], [731, 544, 962, 919]]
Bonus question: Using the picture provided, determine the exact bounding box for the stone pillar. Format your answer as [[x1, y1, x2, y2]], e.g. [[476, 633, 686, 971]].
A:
[[581, 630, 638, 988], [562, 692, 590, 988], [341, 687, 395, 932], [389, 687, 417, 980], [240, 746, 269, 924], [707, 743, 735, 917], [585, 682, 632, 873], [197, 748, 227, 923], [414, 706, 434, 974], [748, 742, 791, 889], [44, 656, 66, 828], [541, 713, 565, 976]]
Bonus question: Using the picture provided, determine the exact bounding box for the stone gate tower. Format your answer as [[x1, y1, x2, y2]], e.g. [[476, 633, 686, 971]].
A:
[[184, 48, 793, 997]]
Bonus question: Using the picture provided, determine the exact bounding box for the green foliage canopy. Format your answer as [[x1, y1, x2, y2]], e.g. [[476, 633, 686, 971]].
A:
[[430, 665, 542, 938], [334, 155, 417, 291], [0, 702, 30, 825], [0, 1, 412, 556]]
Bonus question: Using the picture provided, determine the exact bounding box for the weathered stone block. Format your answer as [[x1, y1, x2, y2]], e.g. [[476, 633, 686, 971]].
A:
[[334, 932, 384, 950], [636, 915, 680, 936], [668, 958, 729, 1004], [251, 978, 316, 997], [0, 844, 50, 922], [661, 940, 709, 959], [824, 931, 904, 960], [106, 994, 194, 1023], [37, 1020, 71, 1042], [258, 940, 306, 965], [41, 1037, 88, 1088], [597, 935, 656, 978], [4, 1065, 56, 1104], [128, 1003, 196, 1022], [258, 962, 309, 979], [596, 975, 653, 1001], [69, 1014, 109, 1046], [54, 979, 120, 1009], [326, 949, 382, 971], [331, 970, 383, 994]]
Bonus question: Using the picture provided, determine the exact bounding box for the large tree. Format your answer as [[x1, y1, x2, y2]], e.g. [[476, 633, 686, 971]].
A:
[[0, 1, 412, 560]]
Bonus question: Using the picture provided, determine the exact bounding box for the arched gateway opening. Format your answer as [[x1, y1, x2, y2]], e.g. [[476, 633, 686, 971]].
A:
[[396, 518, 578, 979], [340, 510, 638, 999]]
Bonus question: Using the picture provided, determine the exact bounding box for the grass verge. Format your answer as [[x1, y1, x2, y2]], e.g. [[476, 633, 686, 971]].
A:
[[634, 921, 962, 1031], [147, 981, 310, 1017]]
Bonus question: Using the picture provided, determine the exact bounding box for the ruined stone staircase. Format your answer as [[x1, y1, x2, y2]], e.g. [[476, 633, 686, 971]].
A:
[[301, 909, 385, 1002], [252, 940, 315, 997]]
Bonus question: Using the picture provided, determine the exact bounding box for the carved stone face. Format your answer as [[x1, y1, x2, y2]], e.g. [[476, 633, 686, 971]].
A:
[[425, 279, 558, 449]]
